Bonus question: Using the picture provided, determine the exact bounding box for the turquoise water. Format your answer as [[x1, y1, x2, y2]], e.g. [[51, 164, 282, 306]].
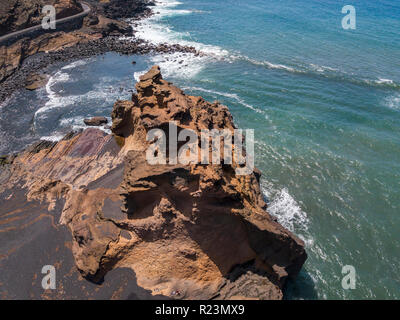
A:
[[1, 0, 399, 299], [133, 0, 400, 299]]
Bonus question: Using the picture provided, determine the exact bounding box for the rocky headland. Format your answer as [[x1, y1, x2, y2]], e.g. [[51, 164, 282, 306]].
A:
[[0, 66, 307, 299]]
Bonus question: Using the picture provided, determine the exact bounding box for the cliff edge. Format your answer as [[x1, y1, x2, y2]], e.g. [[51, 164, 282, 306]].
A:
[[0, 66, 306, 299]]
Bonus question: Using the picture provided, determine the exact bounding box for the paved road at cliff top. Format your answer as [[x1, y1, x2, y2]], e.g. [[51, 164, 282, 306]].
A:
[[0, 2, 90, 44]]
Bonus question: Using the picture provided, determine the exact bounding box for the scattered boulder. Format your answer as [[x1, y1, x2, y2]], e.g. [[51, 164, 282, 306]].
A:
[[25, 73, 48, 91], [84, 116, 108, 126], [0, 66, 307, 300]]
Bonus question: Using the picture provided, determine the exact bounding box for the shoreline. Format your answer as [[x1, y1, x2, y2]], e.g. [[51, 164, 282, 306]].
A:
[[0, 66, 307, 300], [0, 1, 201, 104]]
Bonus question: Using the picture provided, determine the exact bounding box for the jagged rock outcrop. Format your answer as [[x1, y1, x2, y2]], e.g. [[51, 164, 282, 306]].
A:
[[0, 66, 306, 299]]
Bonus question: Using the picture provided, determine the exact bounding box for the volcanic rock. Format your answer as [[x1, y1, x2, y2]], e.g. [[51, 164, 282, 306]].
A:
[[25, 72, 48, 90], [0, 66, 307, 299], [84, 116, 108, 126]]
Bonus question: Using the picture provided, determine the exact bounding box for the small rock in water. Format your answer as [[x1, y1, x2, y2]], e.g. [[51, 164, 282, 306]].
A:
[[25, 73, 47, 91], [84, 117, 108, 126]]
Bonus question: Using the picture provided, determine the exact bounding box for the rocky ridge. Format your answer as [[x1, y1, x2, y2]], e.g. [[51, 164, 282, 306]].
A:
[[0, 66, 307, 299]]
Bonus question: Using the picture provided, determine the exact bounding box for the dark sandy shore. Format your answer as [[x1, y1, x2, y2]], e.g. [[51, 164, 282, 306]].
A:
[[0, 185, 169, 299]]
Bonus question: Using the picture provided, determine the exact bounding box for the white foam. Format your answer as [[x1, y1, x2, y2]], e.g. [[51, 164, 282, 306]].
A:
[[36, 60, 90, 118], [150, 52, 209, 79], [385, 94, 400, 110], [262, 183, 309, 234], [40, 115, 112, 142], [127, 0, 234, 80], [35, 70, 73, 118], [62, 116, 112, 133], [244, 56, 298, 73], [376, 78, 394, 85], [40, 133, 65, 142], [61, 59, 90, 70], [36, 72, 126, 121], [309, 63, 338, 73], [34, 66, 129, 139], [134, 70, 147, 82]]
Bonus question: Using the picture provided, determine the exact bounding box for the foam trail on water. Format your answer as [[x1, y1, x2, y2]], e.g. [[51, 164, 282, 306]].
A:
[[134, 71, 147, 82], [60, 116, 112, 134], [132, 0, 229, 58], [35, 70, 72, 118], [385, 93, 400, 110], [244, 57, 298, 73], [151, 52, 207, 79], [126, 0, 234, 80], [182, 86, 264, 114], [35, 60, 127, 141], [262, 184, 308, 231], [40, 133, 67, 142], [376, 78, 394, 85], [61, 59, 91, 70], [242, 56, 400, 89], [35, 59, 92, 118]]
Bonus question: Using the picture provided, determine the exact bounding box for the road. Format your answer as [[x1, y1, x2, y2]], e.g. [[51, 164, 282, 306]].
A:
[[0, 2, 90, 44]]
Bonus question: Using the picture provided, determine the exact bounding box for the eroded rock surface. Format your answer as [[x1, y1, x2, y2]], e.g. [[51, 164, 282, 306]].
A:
[[0, 66, 306, 300]]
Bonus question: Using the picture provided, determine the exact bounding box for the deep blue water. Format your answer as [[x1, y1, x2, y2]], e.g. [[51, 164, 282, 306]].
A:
[[0, 0, 399, 299]]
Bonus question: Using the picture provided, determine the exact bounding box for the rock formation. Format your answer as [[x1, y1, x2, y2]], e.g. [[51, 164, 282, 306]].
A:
[[0, 66, 306, 299]]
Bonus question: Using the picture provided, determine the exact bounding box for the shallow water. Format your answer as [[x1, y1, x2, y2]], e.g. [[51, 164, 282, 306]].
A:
[[1, 0, 399, 299]]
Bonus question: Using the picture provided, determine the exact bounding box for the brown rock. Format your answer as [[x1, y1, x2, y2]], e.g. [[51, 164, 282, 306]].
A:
[[0, 67, 307, 300], [84, 116, 108, 126], [25, 73, 48, 90], [111, 100, 134, 136]]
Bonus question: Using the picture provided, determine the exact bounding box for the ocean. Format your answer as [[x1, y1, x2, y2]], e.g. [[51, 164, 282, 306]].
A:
[[1, 0, 399, 299]]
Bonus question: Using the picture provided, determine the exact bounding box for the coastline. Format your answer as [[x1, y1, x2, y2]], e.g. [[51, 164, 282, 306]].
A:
[[0, 0, 200, 104], [1, 0, 400, 301], [0, 65, 307, 299]]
